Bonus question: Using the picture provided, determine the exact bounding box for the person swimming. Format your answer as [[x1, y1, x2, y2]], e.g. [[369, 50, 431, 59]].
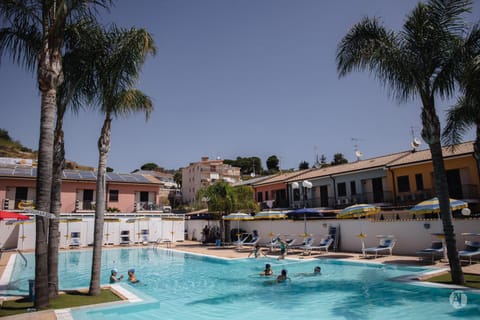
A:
[[110, 268, 123, 283], [277, 269, 290, 283], [260, 263, 273, 276], [127, 268, 139, 283]]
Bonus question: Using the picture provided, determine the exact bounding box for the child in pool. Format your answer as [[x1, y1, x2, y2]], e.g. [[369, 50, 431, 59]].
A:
[[128, 268, 139, 283]]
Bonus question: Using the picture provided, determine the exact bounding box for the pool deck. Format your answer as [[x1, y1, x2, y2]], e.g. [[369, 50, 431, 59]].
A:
[[1, 240, 480, 319]]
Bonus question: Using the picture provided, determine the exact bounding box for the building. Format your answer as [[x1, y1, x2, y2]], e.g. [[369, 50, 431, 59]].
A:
[[0, 164, 170, 213], [251, 141, 479, 212], [181, 157, 241, 204]]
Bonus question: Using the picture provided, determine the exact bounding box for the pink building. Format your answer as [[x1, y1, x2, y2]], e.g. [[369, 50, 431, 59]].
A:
[[0, 166, 164, 213]]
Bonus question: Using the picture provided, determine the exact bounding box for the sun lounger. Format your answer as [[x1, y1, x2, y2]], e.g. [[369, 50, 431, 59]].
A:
[[458, 240, 480, 264], [240, 235, 260, 247], [416, 241, 444, 264], [363, 237, 396, 258], [302, 237, 334, 255]]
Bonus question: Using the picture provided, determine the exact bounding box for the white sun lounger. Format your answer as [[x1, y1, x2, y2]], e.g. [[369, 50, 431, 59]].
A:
[[459, 240, 480, 264], [363, 237, 396, 258]]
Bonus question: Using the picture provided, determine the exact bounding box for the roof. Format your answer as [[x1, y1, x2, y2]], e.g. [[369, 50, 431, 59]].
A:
[[286, 151, 412, 182], [285, 141, 475, 183], [232, 174, 275, 187], [0, 167, 159, 184], [386, 141, 474, 167], [254, 170, 310, 186]]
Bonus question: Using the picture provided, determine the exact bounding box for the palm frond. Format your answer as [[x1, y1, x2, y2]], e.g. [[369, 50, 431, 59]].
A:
[[112, 89, 153, 120], [443, 96, 478, 146]]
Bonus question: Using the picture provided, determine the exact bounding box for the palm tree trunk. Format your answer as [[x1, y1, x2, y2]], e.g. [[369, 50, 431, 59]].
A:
[[474, 127, 480, 184], [422, 100, 464, 285], [429, 141, 464, 284], [34, 88, 56, 309], [48, 120, 65, 298], [89, 116, 111, 296]]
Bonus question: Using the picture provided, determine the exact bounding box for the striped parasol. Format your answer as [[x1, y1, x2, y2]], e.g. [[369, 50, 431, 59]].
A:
[[336, 204, 380, 219], [410, 197, 468, 215]]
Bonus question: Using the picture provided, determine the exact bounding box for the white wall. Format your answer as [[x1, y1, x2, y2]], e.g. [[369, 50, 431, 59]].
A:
[[186, 218, 480, 255], [1, 214, 185, 251]]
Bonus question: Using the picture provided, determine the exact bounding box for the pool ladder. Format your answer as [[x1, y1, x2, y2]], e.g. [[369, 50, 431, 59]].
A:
[[17, 249, 27, 266]]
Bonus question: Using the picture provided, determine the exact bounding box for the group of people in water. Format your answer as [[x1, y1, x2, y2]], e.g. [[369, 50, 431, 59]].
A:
[[260, 263, 321, 283], [110, 268, 139, 284]]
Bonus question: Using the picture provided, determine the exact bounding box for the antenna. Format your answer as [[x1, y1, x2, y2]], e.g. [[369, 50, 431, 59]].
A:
[[351, 138, 364, 161], [410, 127, 422, 150], [313, 145, 321, 168]]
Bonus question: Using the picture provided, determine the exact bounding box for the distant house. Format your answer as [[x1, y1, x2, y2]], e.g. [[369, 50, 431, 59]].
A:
[[0, 164, 168, 213], [181, 157, 241, 205]]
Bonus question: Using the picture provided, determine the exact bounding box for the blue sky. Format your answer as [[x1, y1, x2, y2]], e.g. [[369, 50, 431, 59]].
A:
[[1, 0, 478, 173]]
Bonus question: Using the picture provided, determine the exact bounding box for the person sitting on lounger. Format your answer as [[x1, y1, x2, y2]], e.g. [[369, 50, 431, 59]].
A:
[[260, 263, 273, 276], [110, 268, 123, 283], [127, 268, 139, 283]]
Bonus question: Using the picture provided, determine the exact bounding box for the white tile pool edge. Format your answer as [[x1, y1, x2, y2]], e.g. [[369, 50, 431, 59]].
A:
[[54, 284, 143, 320], [0, 253, 17, 292]]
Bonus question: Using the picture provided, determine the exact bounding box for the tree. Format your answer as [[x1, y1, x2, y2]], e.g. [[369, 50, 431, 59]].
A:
[[224, 156, 263, 176], [336, 0, 478, 285], [331, 153, 348, 166], [299, 161, 309, 170], [266, 155, 280, 173], [173, 171, 182, 188], [232, 185, 259, 213], [443, 55, 480, 182], [141, 162, 160, 171], [0, 0, 111, 308], [88, 25, 156, 296], [48, 18, 103, 298]]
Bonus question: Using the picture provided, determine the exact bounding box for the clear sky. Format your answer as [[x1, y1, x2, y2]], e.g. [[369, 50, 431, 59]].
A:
[[1, 0, 478, 173]]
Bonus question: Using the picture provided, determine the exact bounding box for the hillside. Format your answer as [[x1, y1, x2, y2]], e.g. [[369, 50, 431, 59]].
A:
[[0, 129, 94, 170]]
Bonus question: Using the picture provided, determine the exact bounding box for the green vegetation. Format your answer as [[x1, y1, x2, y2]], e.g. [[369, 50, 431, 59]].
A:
[[0, 289, 121, 317], [0, 128, 35, 157], [426, 273, 480, 289]]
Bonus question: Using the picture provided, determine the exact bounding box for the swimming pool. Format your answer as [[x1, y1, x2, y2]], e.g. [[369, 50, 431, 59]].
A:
[[5, 248, 480, 319]]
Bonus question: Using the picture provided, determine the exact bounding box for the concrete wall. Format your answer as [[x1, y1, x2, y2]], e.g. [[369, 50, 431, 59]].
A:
[[186, 217, 480, 255], [1, 214, 185, 251]]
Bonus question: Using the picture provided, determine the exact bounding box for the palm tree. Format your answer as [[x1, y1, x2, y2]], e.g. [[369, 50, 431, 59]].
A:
[[0, 0, 111, 308], [48, 19, 101, 298], [88, 26, 156, 296], [336, 0, 478, 285], [443, 54, 480, 182]]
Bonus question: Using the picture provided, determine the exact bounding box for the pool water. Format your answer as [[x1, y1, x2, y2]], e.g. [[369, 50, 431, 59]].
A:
[[6, 248, 480, 319]]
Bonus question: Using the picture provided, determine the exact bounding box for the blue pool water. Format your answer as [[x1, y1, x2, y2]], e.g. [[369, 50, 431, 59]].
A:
[[5, 248, 480, 319]]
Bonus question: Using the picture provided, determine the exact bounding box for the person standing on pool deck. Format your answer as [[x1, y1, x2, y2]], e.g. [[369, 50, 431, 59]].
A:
[[110, 268, 123, 283]]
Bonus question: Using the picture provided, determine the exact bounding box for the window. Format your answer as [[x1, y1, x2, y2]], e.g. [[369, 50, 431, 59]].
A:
[[397, 176, 410, 193], [140, 191, 149, 202], [257, 192, 263, 203], [415, 174, 424, 191], [350, 181, 357, 195], [337, 182, 347, 197], [109, 190, 119, 202]]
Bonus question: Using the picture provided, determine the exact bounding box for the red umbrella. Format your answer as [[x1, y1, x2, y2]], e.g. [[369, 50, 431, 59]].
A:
[[0, 210, 29, 220]]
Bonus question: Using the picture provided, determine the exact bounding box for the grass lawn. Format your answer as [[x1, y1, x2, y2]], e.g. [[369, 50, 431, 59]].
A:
[[0, 289, 121, 317], [426, 273, 480, 289]]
